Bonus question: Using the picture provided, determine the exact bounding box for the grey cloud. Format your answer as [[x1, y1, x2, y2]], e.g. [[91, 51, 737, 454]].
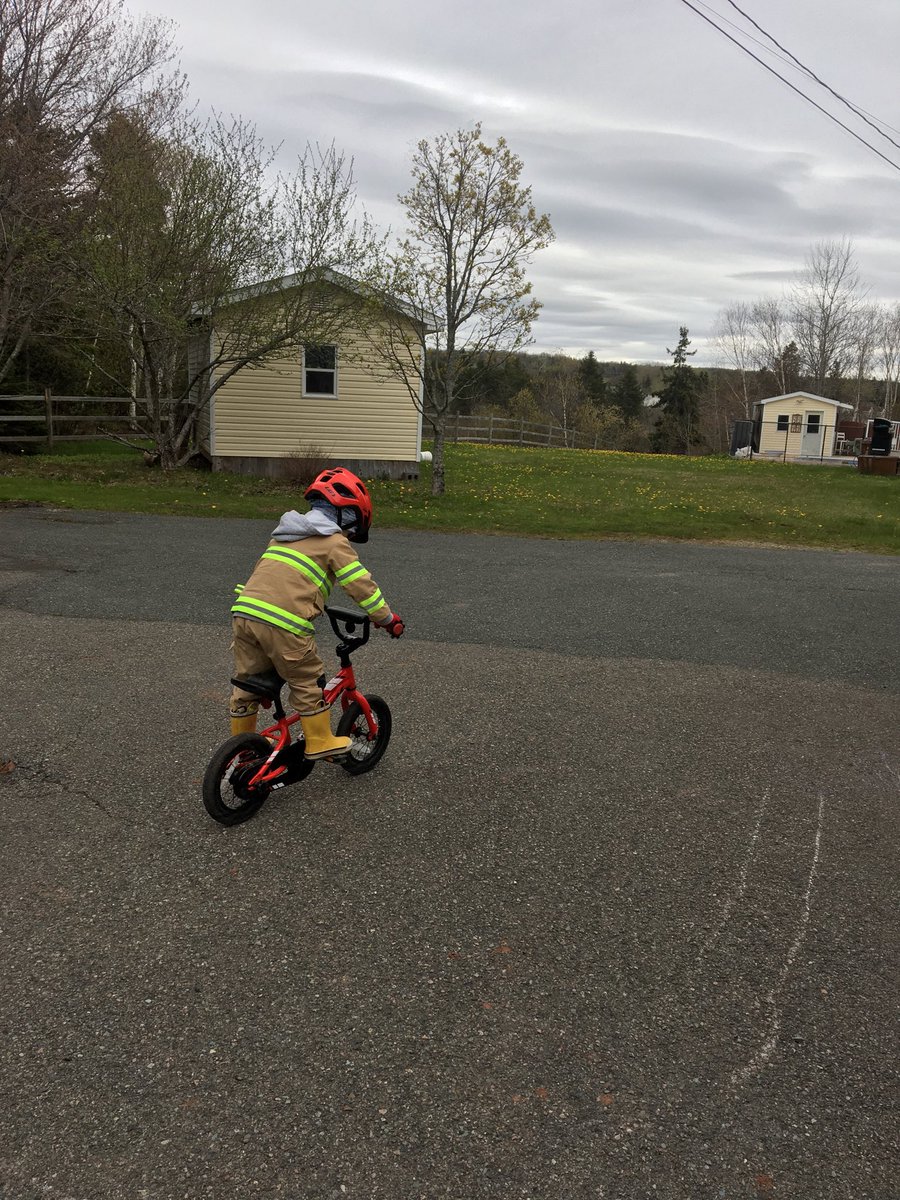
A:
[[727, 269, 797, 284], [147, 0, 900, 360]]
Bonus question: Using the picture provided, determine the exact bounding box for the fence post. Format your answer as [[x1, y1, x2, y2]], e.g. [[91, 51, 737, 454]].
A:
[[488, 413, 494, 445], [44, 388, 54, 451], [784, 426, 789, 462], [454, 412, 460, 442]]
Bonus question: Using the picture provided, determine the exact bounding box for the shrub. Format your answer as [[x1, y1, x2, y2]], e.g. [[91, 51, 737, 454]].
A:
[[282, 442, 332, 488]]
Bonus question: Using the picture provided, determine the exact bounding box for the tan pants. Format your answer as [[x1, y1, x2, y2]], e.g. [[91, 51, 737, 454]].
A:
[[230, 617, 328, 716]]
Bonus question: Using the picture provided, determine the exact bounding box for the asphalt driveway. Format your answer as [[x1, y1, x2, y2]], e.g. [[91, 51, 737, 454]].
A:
[[1, 507, 897, 1199]]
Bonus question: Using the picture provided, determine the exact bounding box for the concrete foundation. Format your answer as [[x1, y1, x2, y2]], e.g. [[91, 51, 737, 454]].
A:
[[211, 455, 420, 481]]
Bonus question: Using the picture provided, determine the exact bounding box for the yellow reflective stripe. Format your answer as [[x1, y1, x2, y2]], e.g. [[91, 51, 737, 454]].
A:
[[337, 565, 367, 585], [268, 545, 329, 585], [232, 603, 299, 636], [234, 583, 245, 594], [335, 560, 364, 581], [262, 549, 331, 596], [359, 588, 385, 612], [231, 595, 315, 636]]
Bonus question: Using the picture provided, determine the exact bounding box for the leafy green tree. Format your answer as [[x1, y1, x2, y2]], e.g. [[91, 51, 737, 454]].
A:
[[610, 364, 644, 418], [578, 350, 607, 405], [652, 326, 707, 454], [370, 123, 554, 494], [507, 386, 543, 424]]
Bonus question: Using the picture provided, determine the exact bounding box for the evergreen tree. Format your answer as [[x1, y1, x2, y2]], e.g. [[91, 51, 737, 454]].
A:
[[652, 326, 707, 454], [610, 364, 644, 418], [578, 350, 607, 405], [766, 341, 804, 395]]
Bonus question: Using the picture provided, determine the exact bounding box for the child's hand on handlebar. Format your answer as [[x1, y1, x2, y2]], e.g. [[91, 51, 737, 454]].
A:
[[377, 613, 405, 638]]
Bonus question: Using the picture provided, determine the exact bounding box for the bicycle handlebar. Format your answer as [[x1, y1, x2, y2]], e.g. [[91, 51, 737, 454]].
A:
[[325, 605, 371, 653]]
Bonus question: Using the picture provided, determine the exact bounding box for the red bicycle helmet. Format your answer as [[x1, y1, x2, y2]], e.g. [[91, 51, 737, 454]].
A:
[[305, 467, 373, 543]]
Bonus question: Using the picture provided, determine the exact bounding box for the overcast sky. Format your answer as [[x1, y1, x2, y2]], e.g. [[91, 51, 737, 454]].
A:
[[139, 0, 900, 365]]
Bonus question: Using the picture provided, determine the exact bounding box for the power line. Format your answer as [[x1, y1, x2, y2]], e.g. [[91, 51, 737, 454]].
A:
[[693, 0, 815, 77], [720, 0, 900, 153], [693, 0, 900, 143], [675, 0, 900, 174], [695, 0, 900, 145]]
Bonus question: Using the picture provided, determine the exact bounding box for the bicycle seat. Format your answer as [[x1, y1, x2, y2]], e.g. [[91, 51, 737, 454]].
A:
[[230, 669, 285, 699]]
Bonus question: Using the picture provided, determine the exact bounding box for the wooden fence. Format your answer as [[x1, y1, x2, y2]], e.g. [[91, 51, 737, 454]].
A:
[[0, 392, 134, 447], [0, 397, 603, 454], [444, 413, 602, 450]]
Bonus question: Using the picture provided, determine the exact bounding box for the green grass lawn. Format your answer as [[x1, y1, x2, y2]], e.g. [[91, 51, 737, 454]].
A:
[[1, 440, 898, 553]]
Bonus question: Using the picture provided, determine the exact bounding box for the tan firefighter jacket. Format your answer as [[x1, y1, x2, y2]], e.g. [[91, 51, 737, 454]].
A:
[[232, 532, 392, 637]]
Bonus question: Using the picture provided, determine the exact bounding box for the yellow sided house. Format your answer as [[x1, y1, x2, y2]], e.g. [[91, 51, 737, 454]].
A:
[[753, 391, 853, 460], [195, 274, 428, 480]]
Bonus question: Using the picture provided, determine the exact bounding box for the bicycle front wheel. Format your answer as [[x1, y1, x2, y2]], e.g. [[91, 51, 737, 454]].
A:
[[202, 734, 272, 826], [336, 694, 392, 775]]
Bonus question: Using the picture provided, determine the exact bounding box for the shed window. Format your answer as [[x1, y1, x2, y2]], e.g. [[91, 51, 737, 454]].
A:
[[303, 345, 337, 396], [776, 414, 789, 431]]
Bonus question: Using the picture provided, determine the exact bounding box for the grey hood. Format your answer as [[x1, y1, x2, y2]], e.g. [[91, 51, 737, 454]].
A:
[[271, 509, 340, 542]]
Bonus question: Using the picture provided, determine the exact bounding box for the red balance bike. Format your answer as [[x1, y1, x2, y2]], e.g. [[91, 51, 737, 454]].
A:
[[202, 607, 392, 826]]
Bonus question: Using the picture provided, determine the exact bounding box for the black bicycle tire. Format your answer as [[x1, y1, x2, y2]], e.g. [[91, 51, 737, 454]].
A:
[[335, 694, 392, 775], [202, 733, 272, 826]]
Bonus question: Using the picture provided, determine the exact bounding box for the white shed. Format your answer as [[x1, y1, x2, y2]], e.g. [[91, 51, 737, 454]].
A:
[[753, 392, 853, 459]]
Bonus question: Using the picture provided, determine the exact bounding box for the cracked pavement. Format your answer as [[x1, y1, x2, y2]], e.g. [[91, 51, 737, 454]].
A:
[[1, 507, 898, 1199]]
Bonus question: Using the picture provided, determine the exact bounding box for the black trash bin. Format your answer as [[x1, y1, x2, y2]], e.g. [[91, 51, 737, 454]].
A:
[[870, 418, 892, 456], [730, 419, 755, 456]]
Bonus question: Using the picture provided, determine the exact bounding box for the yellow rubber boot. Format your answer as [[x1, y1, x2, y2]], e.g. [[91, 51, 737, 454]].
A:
[[299, 709, 352, 761], [230, 701, 258, 737]]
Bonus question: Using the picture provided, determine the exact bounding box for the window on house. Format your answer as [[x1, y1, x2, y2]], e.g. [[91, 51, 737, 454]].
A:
[[776, 414, 789, 431], [303, 345, 337, 396]]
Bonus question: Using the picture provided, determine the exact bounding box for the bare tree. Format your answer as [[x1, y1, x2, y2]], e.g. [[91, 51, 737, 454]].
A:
[[72, 114, 387, 467], [750, 296, 792, 392], [847, 303, 881, 418], [875, 302, 900, 420], [532, 358, 584, 446], [368, 124, 554, 494], [790, 238, 867, 395], [712, 301, 757, 416], [0, 0, 177, 384]]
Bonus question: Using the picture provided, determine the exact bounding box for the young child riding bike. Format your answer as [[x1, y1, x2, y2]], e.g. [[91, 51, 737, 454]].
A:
[[229, 467, 404, 761]]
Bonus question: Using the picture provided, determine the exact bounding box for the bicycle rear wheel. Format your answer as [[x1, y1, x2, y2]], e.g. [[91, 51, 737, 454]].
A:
[[336, 694, 392, 775], [202, 734, 272, 826]]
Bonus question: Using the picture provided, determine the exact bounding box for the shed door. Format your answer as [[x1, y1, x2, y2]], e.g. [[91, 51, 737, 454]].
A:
[[801, 412, 823, 456]]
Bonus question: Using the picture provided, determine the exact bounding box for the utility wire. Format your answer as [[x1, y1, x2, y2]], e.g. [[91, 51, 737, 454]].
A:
[[694, 0, 900, 143], [695, 0, 900, 146], [694, 0, 814, 77], [720, 0, 900, 153], [676, 0, 900, 173]]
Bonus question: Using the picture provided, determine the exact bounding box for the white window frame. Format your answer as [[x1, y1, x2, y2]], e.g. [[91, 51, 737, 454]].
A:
[[302, 344, 338, 398], [775, 414, 789, 432]]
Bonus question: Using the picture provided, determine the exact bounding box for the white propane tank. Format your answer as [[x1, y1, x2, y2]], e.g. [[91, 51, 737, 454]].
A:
[[419, 450, 433, 463]]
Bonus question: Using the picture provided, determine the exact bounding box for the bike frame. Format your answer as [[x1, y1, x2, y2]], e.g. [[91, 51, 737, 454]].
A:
[[245, 648, 380, 790]]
